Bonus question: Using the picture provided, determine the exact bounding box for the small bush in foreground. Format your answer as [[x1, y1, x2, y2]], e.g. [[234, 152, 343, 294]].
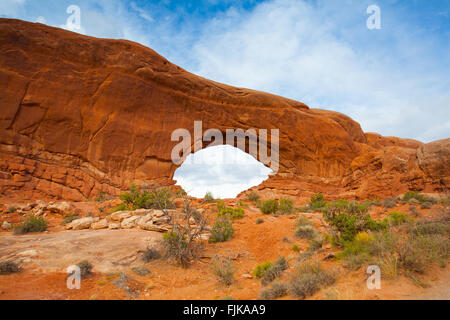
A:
[[289, 259, 336, 299], [142, 248, 161, 262], [259, 199, 279, 214], [14, 216, 48, 234], [77, 260, 93, 279], [210, 255, 236, 286], [209, 216, 234, 243], [0, 261, 20, 275], [261, 256, 289, 286], [259, 282, 288, 300], [279, 198, 294, 214], [253, 261, 273, 278], [247, 191, 260, 202], [295, 225, 318, 240]]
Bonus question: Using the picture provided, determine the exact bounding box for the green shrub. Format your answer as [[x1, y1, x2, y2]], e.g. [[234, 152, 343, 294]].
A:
[[8, 206, 17, 213], [387, 211, 413, 226], [259, 199, 279, 214], [0, 260, 20, 274], [292, 244, 300, 252], [403, 191, 427, 203], [295, 225, 318, 240], [253, 261, 273, 278], [289, 259, 336, 299], [204, 191, 214, 203], [218, 206, 244, 220], [309, 238, 323, 251], [309, 193, 327, 210], [261, 256, 289, 286], [409, 221, 450, 237], [279, 198, 294, 214], [209, 216, 234, 243], [77, 260, 93, 279], [142, 248, 161, 262], [259, 282, 288, 300], [62, 213, 80, 225], [119, 185, 174, 210], [14, 216, 48, 234], [336, 232, 374, 270], [247, 191, 260, 202], [210, 255, 236, 286]]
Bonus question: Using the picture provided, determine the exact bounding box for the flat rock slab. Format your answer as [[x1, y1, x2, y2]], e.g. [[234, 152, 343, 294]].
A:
[[0, 229, 162, 273]]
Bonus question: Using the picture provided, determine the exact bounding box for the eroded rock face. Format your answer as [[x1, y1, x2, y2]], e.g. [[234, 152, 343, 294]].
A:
[[0, 19, 448, 200]]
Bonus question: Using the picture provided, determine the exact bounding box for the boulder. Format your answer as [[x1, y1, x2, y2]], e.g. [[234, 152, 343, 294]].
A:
[[47, 202, 73, 214], [66, 217, 95, 230], [108, 211, 132, 222], [1, 221, 11, 230], [121, 216, 140, 229], [91, 219, 108, 230], [108, 222, 120, 230]]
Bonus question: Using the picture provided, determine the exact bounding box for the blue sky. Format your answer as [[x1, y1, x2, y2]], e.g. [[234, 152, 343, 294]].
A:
[[1, 0, 449, 197]]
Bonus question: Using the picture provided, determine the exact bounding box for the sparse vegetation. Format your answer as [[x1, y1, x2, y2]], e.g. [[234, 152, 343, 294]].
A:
[[295, 225, 319, 240], [256, 218, 264, 224], [402, 191, 427, 203], [161, 198, 209, 267], [383, 198, 397, 208], [14, 215, 48, 234], [142, 248, 161, 262], [216, 200, 244, 220], [279, 198, 294, 214], [8, 206, 17, 213], [119, 184, 175, 211], [210, 255, 236, 286], [247, 191, 260, 202], [387, 211, 413, 226], [289, 259, 336, 299], [95, 190, 107, 202], [261, 256, 289, 286], [0, 261, 20, 275], [292, 244, 300, 252], [253, 261, 273, 279], [209, 216, 234, 243], [259, 281, 289, 300], [259, 199, 279, 214], [204, 191, 214, 203]]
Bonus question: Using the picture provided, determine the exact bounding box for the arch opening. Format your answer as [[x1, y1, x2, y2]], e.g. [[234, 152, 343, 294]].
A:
[[173, 145, 273, 199]]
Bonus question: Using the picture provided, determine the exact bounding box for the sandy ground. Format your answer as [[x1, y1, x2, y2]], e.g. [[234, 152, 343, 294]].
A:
[[0, 199, 448, 300]]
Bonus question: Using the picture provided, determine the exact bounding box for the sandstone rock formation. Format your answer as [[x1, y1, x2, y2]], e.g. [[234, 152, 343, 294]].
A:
[[0, 19, 448, 200]]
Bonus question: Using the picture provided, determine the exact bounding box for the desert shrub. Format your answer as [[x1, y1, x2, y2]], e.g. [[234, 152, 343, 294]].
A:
[[289, 259, 336, 299], [409, 221, 450, 237], [310, 193, 327, 210], [387, 211, 413, 226], [259, 281, 289, 300], [62, 213, 80, 225], [279, 198, 294, 214], [256, 218, 264, 224], [119, 185, 174, 210], [142, 248, 161, 262], [409, 206, 420, 217], [0, 261, 20, 275], [253, 261, 273, 278], [204, 191, 214, 203], [309, 237, 323, 251], [295, 225, 318, 240], [296, 216, 312, 227], [292, 244, 300, 252], [336, 232, 375, 270], [383, 198, 397, 208], [376, 255, 399, 279], [259, 199, 279, 214], [347, 201, 369, 214], [162, 199, 209, 267], [261, 256, 289, 286], [247, 191, 260, 202], [210, 255, 236, 286], [8, 206, 17, 213], [14, 215, 48, 234], [209, 216, 234, 243], [324, 209, 386, 243], [403, 191, 427, 203], [216, 200, 244, 219], [420, 202, 431, 209], [77, 260, 93, 279]]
